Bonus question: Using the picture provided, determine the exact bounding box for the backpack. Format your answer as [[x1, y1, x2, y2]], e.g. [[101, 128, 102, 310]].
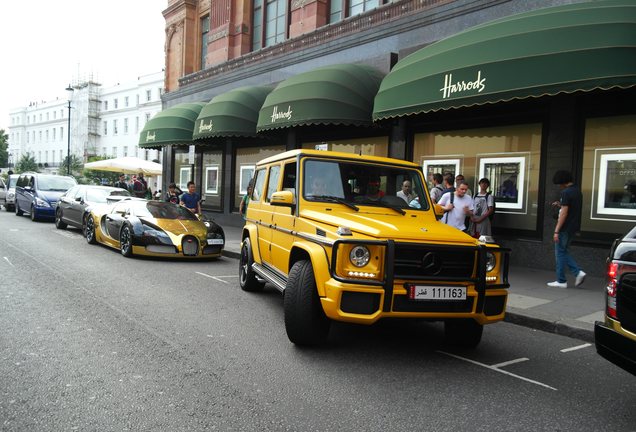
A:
[[474, 191, 495, 221]]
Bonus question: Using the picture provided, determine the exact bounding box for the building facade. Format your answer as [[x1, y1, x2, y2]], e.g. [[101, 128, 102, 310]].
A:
[[153, 0, 635, 275], [8, 71, 164, 174]]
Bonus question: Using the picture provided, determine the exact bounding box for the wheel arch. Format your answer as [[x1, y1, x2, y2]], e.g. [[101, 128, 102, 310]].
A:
[[288, 242, 330, 297], [242, 225, 263, 264]]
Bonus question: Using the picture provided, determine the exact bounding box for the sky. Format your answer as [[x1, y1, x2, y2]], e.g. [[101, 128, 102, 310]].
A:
[[0, 0, 166, 131]]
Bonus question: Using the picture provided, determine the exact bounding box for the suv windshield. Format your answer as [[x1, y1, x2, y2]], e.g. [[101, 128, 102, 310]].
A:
[[38, 175, 77, 192], [303, 158, 429, 211]]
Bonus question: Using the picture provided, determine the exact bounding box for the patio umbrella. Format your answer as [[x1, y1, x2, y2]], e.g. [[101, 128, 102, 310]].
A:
[[84, 156, 163, 176]]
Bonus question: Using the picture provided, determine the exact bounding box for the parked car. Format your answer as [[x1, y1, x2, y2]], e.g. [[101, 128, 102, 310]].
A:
[[1, 174, 19, 212], [239, 149, 510, 346], [84, 199, 225, 259], [0, 177, 5, 208], [15, 173, 77, 221], [595, 226, 636, 376], [55, 185, 131, 231]]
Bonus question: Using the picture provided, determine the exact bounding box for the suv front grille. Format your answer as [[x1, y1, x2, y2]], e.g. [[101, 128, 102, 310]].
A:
[[618, 273, 636, 333], [393, 244, 475, 279]]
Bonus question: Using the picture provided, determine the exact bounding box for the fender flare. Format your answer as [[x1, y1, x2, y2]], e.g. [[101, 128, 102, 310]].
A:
[[289, 241, 331, 298], [242, 225, 263, 263]]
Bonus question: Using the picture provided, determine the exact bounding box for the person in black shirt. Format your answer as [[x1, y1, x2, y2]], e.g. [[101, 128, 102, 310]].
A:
[[165, 182, 182, 205], [114, 173, 128, 190], [547, 170, 585, 288]]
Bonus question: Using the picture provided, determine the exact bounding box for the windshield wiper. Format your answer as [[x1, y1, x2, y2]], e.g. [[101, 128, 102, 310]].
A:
[[311, 195, 359, 211]]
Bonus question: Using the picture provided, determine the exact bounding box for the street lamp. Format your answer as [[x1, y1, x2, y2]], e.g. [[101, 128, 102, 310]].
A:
[[65, 85, 74, 175]]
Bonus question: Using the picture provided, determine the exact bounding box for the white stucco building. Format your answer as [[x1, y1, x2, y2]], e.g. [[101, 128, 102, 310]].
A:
[[7, 71, 164, 174]]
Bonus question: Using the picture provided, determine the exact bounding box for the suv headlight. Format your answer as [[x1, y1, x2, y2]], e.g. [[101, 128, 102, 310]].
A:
[[485, 251, 496, 272], [35, 197, 50, 208], [350, 245, 370, 267]]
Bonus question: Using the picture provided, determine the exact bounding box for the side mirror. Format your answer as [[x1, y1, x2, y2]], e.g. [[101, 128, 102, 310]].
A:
[[270, 190, 295, 207], [434, 203, 445, 220], [75, 196, 83, 202]]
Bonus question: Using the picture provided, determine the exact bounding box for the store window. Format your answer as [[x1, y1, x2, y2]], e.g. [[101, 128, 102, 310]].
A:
[[174, 148, 195, 190], [302, 136, 389, 157], [234, 144, 286, 211], [414, 123, 542, 232], [330, 0, 384, 23], [202, 148, 223, 211], [581, 114, 636, 235]]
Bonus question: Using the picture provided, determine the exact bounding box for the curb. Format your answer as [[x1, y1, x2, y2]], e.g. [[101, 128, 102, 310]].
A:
[[504, 311, 594, 343], [222, 249, 595, 343]]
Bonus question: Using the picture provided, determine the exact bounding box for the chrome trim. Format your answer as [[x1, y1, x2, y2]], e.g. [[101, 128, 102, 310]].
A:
[[297, 232, 334, 246], [252, 263, 286, 292]]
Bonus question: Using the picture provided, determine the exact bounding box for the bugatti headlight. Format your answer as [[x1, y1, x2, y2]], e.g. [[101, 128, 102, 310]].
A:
[[485, 251, 496, 272], [349, 245, 370, 268]]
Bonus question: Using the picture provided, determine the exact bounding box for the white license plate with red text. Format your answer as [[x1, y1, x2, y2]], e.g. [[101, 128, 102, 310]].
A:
[[408, 285, 467, 301]]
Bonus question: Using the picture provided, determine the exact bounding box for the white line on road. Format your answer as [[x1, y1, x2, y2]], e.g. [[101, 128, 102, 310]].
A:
[[3, 257, 14, 267], [196, 272, 234, 284], [437, 351, 557, 391], [560, 343, 592, 353], [491, 357, 530, 369]]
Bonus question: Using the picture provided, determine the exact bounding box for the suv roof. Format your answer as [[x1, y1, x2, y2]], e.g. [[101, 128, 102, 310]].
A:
[[256, 149, 421, 168]]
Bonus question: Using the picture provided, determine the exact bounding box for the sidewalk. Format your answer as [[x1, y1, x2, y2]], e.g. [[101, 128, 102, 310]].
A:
[[221, 225, 604, 342]]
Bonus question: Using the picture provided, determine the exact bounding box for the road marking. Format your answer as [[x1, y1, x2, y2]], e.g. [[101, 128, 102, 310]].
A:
[[437, 351, 557, 391], [196, 272, 233, 284], [560, 343, 592, 353], [491, 357, 529, 368], [3, 257, 14, 267]]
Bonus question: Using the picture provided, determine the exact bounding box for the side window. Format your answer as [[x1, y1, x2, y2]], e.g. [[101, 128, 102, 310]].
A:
[[252, 168, 267, 202], [266, 165, 281, 202], [282, 162, 297, 201], [74, 187, 84, 200]]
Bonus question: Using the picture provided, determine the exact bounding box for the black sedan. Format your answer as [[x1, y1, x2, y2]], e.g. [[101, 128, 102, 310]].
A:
[[595, 225, 636, 376], [55, 185, 130, 231]]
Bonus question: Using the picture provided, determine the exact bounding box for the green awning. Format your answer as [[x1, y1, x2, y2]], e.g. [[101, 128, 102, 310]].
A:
[[138, 102, 207, 149], [193, 86, 273, 140], [373, 0, 636, 120], [257, 64, 385, 132]]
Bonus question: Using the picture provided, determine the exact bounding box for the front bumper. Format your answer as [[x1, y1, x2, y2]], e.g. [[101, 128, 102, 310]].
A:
[[594, 319, 636, 376], [321, 240, 510, 325]]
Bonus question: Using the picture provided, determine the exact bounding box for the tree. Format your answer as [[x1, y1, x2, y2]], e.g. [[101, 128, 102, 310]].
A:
[[0, 129, 8, 167], [15, 153, 39, 173], [83, 155, 119, 185], [61, 154, 84, 177]]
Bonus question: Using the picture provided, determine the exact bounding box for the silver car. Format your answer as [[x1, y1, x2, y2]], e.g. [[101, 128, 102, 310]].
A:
[[1, 174, 18, 212]]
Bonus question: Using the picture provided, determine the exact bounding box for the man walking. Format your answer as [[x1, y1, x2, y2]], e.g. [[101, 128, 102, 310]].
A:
[[438, 181, 474, 231], [547, 170, 585, 288], [429, 173, 444, 204]]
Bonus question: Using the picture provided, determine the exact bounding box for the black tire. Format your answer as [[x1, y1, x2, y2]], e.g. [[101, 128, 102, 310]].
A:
[[85, 216, 97, 244], [5, 204, 13, 212], [15, 201, 23, 216], [55, 209, 67, 229], [30, 205, 38, 222], [284, 260, 330, 346], [444, 319, 484, 348], [120, 225, 133, 257], [239, 238, 265, 292]]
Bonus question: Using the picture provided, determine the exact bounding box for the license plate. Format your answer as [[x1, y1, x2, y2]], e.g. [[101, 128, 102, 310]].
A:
[[207, 239, 224, 245], [408, 285, 466, 301]]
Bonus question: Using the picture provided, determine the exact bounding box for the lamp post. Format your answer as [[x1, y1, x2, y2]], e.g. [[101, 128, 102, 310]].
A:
[[65, 85, 74, 175]]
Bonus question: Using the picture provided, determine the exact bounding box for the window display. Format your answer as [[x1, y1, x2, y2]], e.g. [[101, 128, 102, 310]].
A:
[[479, 156, 527, 211], [205, 166, 219, 195]]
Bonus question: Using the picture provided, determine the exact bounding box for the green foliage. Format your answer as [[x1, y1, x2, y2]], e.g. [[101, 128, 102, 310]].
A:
[[60, 154, 84, 177], [15, 153, 39, 173], [82, 155, 119, 186], [0, 129, 7, 167]]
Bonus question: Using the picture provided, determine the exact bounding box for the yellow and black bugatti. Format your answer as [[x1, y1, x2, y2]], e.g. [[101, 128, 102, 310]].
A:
[[84, 198, 224, 259]]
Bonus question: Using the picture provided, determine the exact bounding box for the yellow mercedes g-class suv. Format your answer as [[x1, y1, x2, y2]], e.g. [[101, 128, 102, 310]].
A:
[[239, 150, 510, 346]]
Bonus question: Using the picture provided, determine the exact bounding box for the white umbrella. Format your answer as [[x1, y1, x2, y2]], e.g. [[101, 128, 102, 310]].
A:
[[84, 156, 163, 176]]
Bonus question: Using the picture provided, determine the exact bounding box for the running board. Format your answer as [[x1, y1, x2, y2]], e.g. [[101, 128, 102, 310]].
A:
[[252, 263, 286, 293]]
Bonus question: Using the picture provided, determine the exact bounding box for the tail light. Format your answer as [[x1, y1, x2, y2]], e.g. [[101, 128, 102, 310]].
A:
[[606, 262, 618, 319]]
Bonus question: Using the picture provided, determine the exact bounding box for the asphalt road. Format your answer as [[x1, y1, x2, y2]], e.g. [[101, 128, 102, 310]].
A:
[[1, 209, 635, 431]]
